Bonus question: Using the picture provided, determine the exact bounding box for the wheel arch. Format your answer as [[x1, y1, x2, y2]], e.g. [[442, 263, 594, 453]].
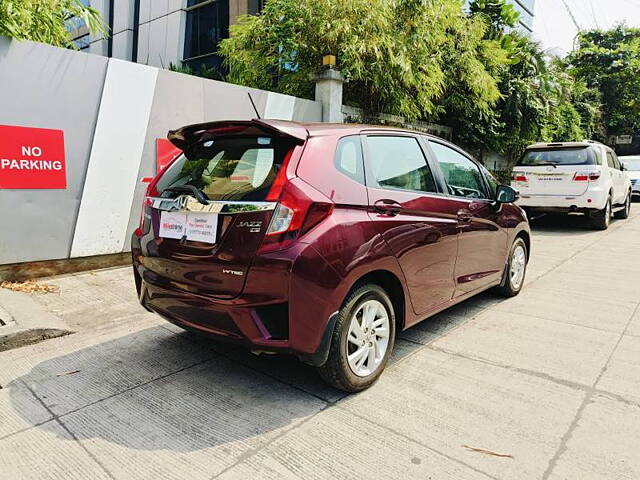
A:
[[515, 229, 531, 261], [348, 269, 406, 331]]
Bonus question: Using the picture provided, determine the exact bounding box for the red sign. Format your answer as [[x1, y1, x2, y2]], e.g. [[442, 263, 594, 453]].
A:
[[0, 125, 66, 189]]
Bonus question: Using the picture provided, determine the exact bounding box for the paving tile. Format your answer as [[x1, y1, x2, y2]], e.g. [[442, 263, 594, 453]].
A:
[[0, 380, 51, 438], [492, 287, 637, 334], [59, 358, 325, 480], [625, 306, 640, 338], [528, 271, 640, 303], [218, 405, 490, 480], [596, 334, 640, 404], [547, 395, 640, 480], [0, 422, 111, 480], [340, 348, 584, 480], [7, 326, 216, 417], [431, 310, 619, 386]]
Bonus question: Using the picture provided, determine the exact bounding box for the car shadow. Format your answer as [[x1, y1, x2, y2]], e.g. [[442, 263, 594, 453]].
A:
[[7, 291, 502, 453], [527, 212, 598, 235]]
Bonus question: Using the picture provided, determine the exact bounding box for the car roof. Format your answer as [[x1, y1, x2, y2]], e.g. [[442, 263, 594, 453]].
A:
[[279, 120, 447, 140], [525, 141, 605, 150], [168, 118, 452, 150]]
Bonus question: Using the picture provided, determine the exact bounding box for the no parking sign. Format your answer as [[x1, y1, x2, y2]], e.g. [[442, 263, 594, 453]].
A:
[[0, 125, 67, 189]]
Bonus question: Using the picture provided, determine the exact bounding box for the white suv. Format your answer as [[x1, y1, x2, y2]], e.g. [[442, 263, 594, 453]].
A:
[[512, 141, 632, 229]]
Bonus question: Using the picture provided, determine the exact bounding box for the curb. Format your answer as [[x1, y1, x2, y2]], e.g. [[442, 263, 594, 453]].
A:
[[0, 288, 73, 352]]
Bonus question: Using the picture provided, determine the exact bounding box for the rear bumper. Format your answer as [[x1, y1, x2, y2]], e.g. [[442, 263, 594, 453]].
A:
[[515, 187, 607, 211], [131, 234, 343, 366]]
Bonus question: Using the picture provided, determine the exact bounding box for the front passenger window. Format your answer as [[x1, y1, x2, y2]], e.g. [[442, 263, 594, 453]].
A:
[[366, 136, 437, 193], [429, 141, 488, 199]]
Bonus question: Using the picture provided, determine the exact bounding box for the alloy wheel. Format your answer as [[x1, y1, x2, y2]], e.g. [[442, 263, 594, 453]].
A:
[[346, 300, 390, 377], [509, 244, 527, 290]]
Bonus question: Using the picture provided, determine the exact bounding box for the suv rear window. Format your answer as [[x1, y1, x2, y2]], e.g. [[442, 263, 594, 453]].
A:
[[517, 147, 596, 166], [156, 136, 291, 201]]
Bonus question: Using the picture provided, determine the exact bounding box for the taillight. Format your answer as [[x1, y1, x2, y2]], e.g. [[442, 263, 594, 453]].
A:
[[573, 171, 600, 182], [266, 203, 295, 235], [259, 180, 333, 253], [513, 172, 528, 183]]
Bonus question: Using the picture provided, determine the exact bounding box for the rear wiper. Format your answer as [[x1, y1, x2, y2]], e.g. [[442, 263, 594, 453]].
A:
[[163, 185, 209, 205], [532, 162, 558, 168]]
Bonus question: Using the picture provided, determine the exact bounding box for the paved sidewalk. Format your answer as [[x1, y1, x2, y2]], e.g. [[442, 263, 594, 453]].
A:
[[1, 210, 639, 480]]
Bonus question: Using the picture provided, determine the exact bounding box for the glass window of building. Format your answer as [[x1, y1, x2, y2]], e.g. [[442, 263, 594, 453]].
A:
[[183, 0, 230, 74]]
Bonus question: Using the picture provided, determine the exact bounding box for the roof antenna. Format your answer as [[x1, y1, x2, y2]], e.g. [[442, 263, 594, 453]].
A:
[[247, 92, 261, 119]]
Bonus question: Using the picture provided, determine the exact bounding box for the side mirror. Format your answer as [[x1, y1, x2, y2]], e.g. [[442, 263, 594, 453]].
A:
[[495, 185, 518, 204], [621, 164, 626, 171]]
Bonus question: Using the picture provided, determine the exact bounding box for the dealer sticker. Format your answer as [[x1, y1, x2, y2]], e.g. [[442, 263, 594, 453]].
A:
[[185, 213, 217, 244], [159, 211, 187, 239], [159, 211, 217, 244]]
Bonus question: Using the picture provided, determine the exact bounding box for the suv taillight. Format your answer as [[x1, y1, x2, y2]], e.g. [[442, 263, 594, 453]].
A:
[[513, 172, 528, 183], [259, 180, 333, 253], [573, 171, 601, 182]]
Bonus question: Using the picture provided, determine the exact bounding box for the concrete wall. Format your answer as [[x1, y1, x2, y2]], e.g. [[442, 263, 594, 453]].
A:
[[0, 37, 321, 265]]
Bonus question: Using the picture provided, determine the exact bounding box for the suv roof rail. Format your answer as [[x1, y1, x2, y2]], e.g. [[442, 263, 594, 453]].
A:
[[582, 139, 603, 145]]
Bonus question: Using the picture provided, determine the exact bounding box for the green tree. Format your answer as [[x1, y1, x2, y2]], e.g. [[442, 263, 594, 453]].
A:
[[567, 25, 640, 136], [449, 0, 600, 166], [219, 0, 505, 121], [0, 0, 105, 48]]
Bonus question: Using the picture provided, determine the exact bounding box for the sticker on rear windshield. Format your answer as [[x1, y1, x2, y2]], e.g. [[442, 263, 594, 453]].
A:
[[257, 137, 271, 145]]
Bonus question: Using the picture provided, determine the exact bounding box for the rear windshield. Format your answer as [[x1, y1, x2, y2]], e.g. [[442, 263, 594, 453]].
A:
[[156, 136, 291, 201], [517, 147, 596, 167]]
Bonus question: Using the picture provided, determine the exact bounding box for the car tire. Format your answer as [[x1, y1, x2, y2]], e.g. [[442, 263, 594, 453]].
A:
[[614, 192, 631, 219], [591, 196, 611, 230], [494, 237, 528, 298], [317, 283, 396, 392]]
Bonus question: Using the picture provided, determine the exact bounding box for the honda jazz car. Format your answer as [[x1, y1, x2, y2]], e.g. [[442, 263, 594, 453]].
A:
[[132, 119, 530, 392]]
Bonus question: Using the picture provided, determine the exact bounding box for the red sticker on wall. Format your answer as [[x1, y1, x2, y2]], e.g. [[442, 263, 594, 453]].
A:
[[0, 125, 67, 189]]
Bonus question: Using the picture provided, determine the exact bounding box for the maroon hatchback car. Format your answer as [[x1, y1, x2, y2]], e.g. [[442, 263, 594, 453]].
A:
[[132, 119, 529, 391]]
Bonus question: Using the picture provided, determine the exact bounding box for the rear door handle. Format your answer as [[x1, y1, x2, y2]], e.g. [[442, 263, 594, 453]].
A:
[[374, 199, 402, 216], [457, 209, 473, 223]]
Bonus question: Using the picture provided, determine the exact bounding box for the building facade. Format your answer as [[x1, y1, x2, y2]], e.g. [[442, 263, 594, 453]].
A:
[[71, 0, 535, 73], [68, 0, 262, 71]]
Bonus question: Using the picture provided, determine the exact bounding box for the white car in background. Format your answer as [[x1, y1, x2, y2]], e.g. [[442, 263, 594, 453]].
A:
[[512, 141, 632, 230], [619, 155, 640, 199]]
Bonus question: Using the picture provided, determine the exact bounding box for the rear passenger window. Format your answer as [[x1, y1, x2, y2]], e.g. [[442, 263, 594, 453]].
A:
[[335, 136, 364, 184], [365, 136, 437, 193], [429, 141, 488, 199]]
